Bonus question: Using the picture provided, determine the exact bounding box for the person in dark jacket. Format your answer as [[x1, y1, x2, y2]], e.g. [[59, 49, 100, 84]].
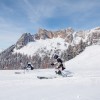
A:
[[26, 62, 34, 70], [51, 55, 65, 75]]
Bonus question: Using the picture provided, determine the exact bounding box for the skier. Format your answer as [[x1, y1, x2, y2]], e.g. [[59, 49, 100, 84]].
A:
[[51, 55, 65, 75], [26, 62, 34, 70]]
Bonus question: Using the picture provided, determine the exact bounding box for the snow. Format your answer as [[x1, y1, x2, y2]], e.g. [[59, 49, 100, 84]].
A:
[[13, 38, 68, 56], [0, 48, 3, 53], [65, 45, 100, 71], [0, 45, 100, 100], [73, 37, 82, 44]]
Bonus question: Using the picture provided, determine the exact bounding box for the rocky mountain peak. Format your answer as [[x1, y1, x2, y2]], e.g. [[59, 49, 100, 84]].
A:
[[15, 27, 100, 50], [15, 28, 75, 50], [16, 33, 34, 49], [37, 27, 74, 39], [38, 28, 53, 39]]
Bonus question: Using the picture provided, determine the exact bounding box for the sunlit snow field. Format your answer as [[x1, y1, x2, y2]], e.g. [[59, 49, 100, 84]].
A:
[[0, 45, 100, 100]]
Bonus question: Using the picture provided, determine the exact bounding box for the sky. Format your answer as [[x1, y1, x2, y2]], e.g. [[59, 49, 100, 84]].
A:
[[0, 0, 100, 49]]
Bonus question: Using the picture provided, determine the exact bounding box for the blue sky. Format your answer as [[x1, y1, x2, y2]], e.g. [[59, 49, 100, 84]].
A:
[[0, 0, 100, 49]]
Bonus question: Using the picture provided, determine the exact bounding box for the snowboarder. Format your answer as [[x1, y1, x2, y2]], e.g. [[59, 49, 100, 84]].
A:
[[51, 55, 65, 75]]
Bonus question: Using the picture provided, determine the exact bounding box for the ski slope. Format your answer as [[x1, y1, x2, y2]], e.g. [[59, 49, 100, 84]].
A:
[[0, 45, 100, 100], [65, 45, 100, 76]]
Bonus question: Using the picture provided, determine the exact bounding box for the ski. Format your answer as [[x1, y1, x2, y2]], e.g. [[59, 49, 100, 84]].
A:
[[37, 74, 73, 79], [37, 76, 56, 79]]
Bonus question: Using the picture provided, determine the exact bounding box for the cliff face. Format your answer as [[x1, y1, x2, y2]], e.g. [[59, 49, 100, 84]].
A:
[[0, 27, 100, 69], [16, 33, 34, 49], [15, 28, 74, 50], [15, 27, 100, 50]]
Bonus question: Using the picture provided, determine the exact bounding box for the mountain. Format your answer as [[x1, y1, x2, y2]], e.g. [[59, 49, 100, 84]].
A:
[[0, 27, 100, 69]]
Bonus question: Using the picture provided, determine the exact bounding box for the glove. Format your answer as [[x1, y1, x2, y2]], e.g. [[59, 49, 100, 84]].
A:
[[51, 63, 54, 66]]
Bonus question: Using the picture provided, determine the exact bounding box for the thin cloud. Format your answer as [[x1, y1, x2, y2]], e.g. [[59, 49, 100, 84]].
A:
[[0, 0, 100, 31], [21, 0, 100, 21], [0, 0, 100, 49], [0, 17, 27, 49], [22, 0, 55, 23]]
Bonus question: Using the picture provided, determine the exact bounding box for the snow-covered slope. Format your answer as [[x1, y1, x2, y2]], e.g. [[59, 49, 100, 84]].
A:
[[65, 45, 100, 70], [0, 45, 100, 100], [65, 45, 100, 76], [14, 37, 68, 56]]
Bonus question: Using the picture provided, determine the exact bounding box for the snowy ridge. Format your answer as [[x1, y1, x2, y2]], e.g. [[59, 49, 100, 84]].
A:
[[14, 27, 100, 57], [14, 37, 68, 56]]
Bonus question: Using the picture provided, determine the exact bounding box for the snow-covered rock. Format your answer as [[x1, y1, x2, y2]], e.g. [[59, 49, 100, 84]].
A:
[[14, 37, 68, 57]]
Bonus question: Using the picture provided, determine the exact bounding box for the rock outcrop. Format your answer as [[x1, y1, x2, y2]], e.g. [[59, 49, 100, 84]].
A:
[[16, 33, 34, 49], [15, 28, 75, 49]]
